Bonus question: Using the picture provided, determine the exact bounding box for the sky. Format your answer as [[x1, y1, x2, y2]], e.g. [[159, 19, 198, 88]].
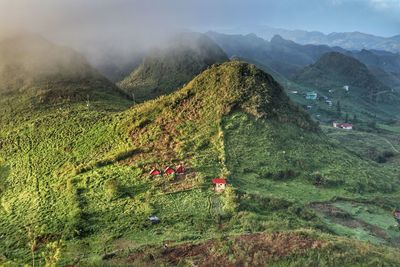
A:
[[1, 0, 399, 38], [0, 0, 399, 63]]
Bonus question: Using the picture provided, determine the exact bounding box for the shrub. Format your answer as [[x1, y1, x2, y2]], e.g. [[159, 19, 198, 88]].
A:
[[222, 186, 238, 217], [104, 178, 121, 200]]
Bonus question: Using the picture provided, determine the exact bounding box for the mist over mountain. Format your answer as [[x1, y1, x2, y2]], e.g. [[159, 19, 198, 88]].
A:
[[0, 33, 126, 104], [118, 32, 228, 102]]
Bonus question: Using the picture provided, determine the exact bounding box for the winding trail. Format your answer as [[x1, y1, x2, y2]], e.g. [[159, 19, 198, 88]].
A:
[[382, 138, 399, 153]]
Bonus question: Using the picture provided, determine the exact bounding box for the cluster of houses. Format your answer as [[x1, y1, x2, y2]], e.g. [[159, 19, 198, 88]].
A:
[[305, 91, 333, 107], [333, 122, 353, 130], [306, 91, 318, 100], [149, 165, 228, 192], [149, 165, 186, 176]]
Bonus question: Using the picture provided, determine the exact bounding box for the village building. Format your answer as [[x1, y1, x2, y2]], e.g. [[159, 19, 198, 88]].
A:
[[333, 122, 353, 130], [164, 166, 175, 175], [306, 91, 318, 100], [343, 85, 350, 91], [212, 178, 227, 192], [325, 100, 333, 107], [176, 164, 185, 174], [394, 210, 400, 224], [149, 168, 161, 176]]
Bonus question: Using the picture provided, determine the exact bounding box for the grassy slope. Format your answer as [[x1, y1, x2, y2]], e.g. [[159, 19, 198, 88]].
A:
[[0, 61, 399, 266]]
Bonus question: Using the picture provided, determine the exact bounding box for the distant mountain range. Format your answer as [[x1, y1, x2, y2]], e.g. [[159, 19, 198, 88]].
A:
[[206, 31, 400, 92], [207, 31, 400, 120], [238, 26, 400, 54]]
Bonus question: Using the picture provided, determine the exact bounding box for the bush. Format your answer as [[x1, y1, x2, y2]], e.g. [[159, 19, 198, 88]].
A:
[[104, 178, 121, 200], [222, 186, 238, 217]]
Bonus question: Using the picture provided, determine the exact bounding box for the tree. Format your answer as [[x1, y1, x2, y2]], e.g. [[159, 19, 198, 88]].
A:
[[336, 101, 342, 118], [221, 186, 238, 216], [345, 113, 349, 123], [352, 114, 358, 123]]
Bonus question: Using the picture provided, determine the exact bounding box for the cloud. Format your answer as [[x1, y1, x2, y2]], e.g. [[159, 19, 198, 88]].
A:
[[369, 0, 400, 9], [0, 0, 398, 62]]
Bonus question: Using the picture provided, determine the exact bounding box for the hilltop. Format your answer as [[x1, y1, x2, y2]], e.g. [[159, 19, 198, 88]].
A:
[[118, 32, 228, 102], [294, 52, 394, 103], [0, 61, 399, 265], [0, 34, 127, 104]]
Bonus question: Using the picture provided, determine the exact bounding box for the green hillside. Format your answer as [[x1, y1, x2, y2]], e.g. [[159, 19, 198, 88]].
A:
[[294, 52, 394, 103], [118, 32, 228, 102], [1, 61, 399, 266], [292, 52, 400, 122]]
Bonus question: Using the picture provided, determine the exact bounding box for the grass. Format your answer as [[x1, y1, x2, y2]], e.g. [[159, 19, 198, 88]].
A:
[[1, 61, 399, 265]]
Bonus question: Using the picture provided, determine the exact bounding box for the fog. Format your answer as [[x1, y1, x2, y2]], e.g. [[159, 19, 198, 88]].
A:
[[1, 0, 399, 72], [0, 0, 188, 68]]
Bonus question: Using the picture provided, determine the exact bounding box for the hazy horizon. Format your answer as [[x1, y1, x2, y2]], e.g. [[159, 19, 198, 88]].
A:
[[1, 0, 399, 68]]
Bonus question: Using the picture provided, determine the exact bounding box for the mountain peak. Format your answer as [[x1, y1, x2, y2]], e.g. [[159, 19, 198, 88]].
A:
[[118, 32, 228, 102], [270, 34, 286, 43], [169, 60, 317, 129], [0, 33, 125, 104], [294, 52, 390, 103]]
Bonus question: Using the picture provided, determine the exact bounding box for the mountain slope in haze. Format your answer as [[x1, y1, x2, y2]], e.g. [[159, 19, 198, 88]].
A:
[[252, 25, 400, 54], [0, 34, 127, 103], [294, 52, 394, 103], [347, 49, 400, 91], [207, 31, 400, 92], [206, 31, 346, 77], [118, 32, 228, 102], [2, 60, 400, 265]]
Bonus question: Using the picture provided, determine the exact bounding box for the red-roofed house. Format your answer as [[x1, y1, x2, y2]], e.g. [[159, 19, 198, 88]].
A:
[[212, 178, 227, 192], [333, 122, 353, 130], [164, 167, 175, 175], [394, 210, 400, 223], [176, 165, 185, 174], [149, 168, 161, 176]]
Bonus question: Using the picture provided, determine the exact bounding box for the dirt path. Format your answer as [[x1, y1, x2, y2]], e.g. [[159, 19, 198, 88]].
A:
[[382, 138, 399, 153]]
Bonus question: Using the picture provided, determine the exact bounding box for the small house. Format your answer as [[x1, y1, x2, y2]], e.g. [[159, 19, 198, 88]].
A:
[[149, 168, 161, 176], [333, 122, 353, 130], [343, 85, 350, 91], [290, 90, 298, 94], [164, 167, 175, 175], [176, 164, 185, 174], [394, 210, 400, 224], [212, 178, 227, 192], [306, 91, 318, 100], [326, 100, 333, 107]]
